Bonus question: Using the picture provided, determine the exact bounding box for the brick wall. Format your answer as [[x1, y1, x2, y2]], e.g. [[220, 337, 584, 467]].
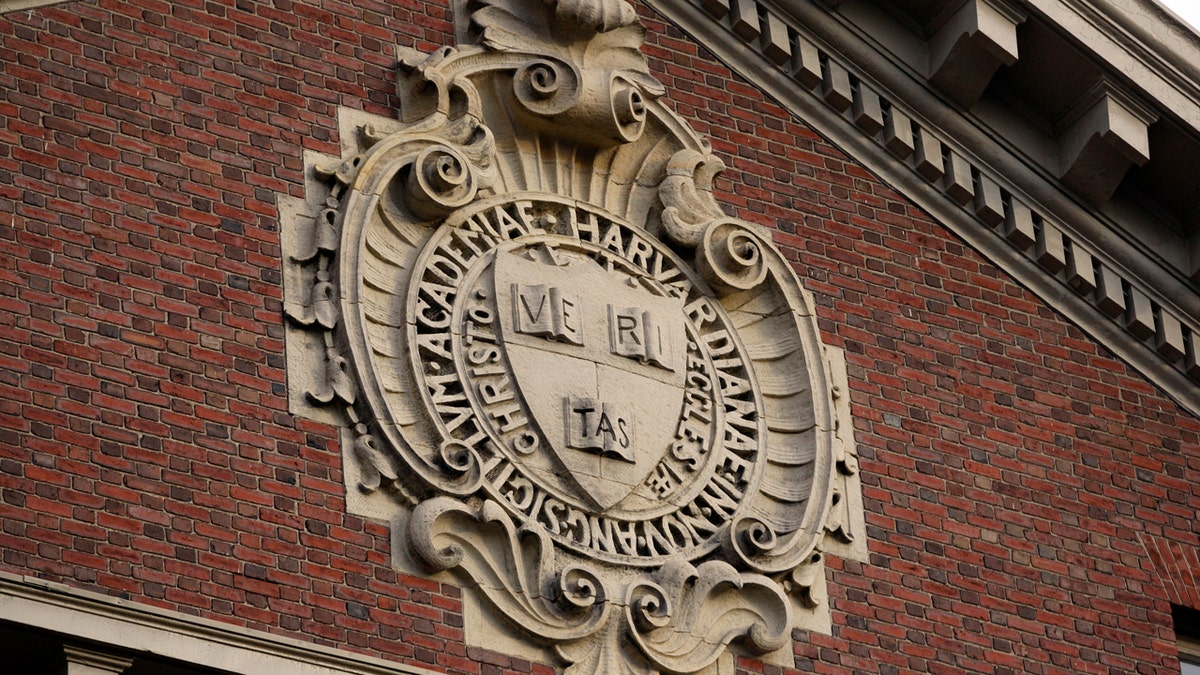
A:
[[2, 1, 1198, 673]]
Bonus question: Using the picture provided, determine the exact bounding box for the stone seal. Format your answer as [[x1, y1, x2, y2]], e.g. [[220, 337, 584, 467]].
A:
[[404, 195, 765, 565]]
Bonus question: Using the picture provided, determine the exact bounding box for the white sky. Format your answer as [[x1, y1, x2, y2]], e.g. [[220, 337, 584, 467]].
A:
[[1159, 0, 1200, 32]]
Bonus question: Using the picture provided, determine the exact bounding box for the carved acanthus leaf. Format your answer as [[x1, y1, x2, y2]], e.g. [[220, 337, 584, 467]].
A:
[[404, 143, 484, 221], [556, 620, 650, 675], [626, 560, 792, 673], [313, 153, 366, 192], [660, 149, 729, 248], [547, 0, 637, 33], [396, 46, 487, 125], [470, 0, 636, 45], [407, 498, 612, 642], [468, 0, 658, 93]]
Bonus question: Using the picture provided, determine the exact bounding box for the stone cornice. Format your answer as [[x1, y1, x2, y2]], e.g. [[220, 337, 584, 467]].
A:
[[0, 572, 439, 675], [644, 0, 1200, 416], [770, 0, 1198, 279], [1036, 0, 1200, 130]]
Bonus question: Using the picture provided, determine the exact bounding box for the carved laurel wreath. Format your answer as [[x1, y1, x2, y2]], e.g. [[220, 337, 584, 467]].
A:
[[283, 0, 862, 671]]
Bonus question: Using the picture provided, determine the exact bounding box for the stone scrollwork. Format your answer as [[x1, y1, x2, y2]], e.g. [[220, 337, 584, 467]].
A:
[[659, 149, 727, 247], [404, 143, 481, 220], [279, 0, 867, 671], [695, 220, 770, 293], [512, 58, 581, 115], [626, 561, 792, 667], [408, 497, 613, 642]]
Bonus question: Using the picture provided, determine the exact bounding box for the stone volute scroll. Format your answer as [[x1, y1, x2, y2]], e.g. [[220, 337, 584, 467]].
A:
[[278, 0, 867, 671]]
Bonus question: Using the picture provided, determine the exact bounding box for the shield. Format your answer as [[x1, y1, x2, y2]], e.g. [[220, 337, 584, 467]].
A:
[[493, 245, 688, 510]]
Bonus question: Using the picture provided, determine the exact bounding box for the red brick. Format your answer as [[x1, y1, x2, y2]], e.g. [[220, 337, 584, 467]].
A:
[[1, 3, 1197, 675]]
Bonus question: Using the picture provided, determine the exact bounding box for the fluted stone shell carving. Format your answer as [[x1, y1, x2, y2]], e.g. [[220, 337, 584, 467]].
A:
[[279, 0, 867, 671]]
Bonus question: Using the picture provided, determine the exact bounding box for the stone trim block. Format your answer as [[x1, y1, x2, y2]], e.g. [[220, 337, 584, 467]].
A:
[[928, 0, 1026, 108], [1057, 80, 1158, 204]]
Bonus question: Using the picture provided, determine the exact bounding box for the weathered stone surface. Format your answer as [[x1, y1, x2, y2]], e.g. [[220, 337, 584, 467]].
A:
[[280, 0, 865, 671]]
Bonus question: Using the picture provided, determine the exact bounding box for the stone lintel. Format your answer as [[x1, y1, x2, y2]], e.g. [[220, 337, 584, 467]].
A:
[[1057, 80, 1158, 205], [62, 645, 136, 675], [0, 572, 436, 675], [928, 0, 1025, 108]]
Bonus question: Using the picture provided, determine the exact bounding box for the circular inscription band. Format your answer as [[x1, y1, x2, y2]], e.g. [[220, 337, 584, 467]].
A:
[[404, 194, 767, 566]]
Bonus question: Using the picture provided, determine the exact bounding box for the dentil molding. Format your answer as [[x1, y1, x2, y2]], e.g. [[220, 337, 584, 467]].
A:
[[645, 0, 1200, 416]]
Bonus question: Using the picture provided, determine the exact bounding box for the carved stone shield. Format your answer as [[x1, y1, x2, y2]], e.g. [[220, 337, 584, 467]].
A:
[[280, 0, 868, 668], [493, 244, 687, 510]]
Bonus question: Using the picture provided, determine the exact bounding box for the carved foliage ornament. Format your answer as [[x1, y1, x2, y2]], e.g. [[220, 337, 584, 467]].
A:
[[281, 0, 866, 671]]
